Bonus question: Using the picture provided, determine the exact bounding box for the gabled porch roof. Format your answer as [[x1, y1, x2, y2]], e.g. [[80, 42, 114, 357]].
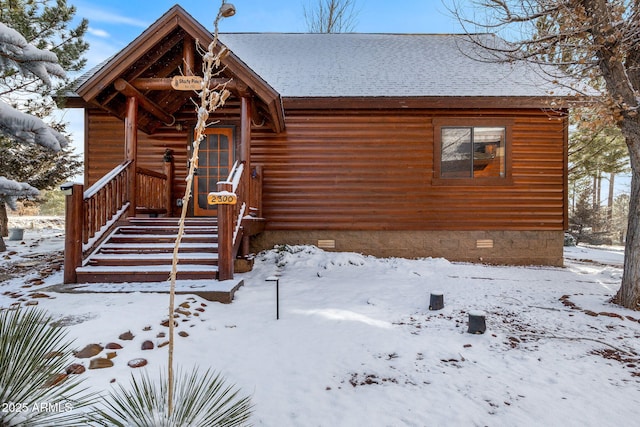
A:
[[71, 5, 285, 134]]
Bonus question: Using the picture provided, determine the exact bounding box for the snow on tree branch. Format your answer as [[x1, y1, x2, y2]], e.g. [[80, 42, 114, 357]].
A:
[[0, 100, 67, 150], [0, 22, 65, 85], [0, 22, 68, 150], [0, 176, 39, 210]]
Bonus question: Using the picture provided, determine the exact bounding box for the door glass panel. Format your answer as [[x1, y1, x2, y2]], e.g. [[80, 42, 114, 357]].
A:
[[194, 128, 234, 216]]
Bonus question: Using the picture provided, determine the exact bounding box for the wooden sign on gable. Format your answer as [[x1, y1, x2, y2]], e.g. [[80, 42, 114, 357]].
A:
[[171, 76, 203, 91]]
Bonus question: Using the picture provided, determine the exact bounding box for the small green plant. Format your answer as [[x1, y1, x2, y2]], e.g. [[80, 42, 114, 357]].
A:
[[92, 368, 253, 427], [0, 307, 97, 426]]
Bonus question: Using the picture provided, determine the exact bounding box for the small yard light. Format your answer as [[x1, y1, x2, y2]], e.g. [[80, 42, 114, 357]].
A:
[[266, 276, 280, 320], [467, 310, 487, 334], [429, 291, 444, 310]]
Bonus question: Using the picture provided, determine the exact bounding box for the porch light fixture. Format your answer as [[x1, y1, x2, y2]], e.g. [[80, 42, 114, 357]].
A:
[[60, 182, 75, 196]]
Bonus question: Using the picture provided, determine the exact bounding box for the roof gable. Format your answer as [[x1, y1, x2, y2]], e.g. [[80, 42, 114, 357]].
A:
[[76, 5, 284, 133]]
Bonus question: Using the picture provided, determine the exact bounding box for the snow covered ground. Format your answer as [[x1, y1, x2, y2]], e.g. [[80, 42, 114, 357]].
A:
[[1, 218, 639, 426]]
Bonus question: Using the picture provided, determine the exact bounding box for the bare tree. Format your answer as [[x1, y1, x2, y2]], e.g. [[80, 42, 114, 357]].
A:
[[450, 0, 640, 309], [304, 0, 359, 33]]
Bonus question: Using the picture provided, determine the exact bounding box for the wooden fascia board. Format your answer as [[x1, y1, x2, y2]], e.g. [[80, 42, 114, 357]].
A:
[[282, 96, 578, 110], [76, 6, 207, 101], [61, 95, 90, 109]]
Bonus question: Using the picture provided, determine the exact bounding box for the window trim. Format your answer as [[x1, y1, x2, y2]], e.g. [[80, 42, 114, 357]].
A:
[[432, 118, 513, 186]]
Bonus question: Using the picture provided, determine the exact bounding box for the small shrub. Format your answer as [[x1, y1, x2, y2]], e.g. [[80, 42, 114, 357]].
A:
[[0, 307, 97, 426], [92, 367, 252, 427]]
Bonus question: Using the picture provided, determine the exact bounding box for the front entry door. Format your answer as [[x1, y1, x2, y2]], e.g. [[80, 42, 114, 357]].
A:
[[194, 127, 235, 216]]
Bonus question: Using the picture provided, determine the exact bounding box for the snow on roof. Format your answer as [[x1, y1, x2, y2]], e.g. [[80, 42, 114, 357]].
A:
[[218, 33, 569, 98]]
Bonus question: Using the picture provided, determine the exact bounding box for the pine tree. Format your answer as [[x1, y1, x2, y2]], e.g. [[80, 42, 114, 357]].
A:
[[0, 0, 87, 248]]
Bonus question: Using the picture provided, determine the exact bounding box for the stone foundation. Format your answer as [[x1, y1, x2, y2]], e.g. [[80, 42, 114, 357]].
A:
[[251, 230, 564, 266]]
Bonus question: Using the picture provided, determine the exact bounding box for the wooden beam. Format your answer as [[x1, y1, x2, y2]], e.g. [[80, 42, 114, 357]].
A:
[[183, 35, 195, 76], [240, 96, 251, 164], [114, 78, 175, 125], [125, 96, 138, 216], [130, 77, 241, 94], [240, 96, 251, 230]]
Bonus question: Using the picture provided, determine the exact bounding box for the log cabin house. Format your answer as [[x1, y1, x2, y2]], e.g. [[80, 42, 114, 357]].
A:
[[63, 5, 572, 287]]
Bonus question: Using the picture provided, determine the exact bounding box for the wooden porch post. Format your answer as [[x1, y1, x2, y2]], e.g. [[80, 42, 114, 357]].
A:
[[239, 96, 252, 256], [240, 96, 251, 168], [63, 183, 84, 284], [125, 96, 138, 217], [163, 150, 174, 216], [217, 181, 234, 281]]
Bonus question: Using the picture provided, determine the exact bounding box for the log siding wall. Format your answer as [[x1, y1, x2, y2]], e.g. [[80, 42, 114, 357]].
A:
[[84, 107, 567, 265], [85, 110, 190, 206], [250, 108, 567, 232]]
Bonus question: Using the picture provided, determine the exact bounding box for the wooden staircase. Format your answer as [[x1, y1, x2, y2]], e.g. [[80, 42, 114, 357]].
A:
[[63, 160, 262, 303], [76, 217, 220, 283]]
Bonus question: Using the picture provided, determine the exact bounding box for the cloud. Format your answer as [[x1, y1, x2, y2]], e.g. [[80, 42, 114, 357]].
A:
[[76, 4, 149, 28], [88, 27, 110, 38]]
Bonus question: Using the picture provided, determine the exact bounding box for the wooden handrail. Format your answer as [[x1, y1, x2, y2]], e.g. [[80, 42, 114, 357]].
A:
[[64, 161, 132, 283], [63, 155, 174, 284], [84, 160, 132, 199], [83, 161, 132, 249], [137, 166, 166, 180]]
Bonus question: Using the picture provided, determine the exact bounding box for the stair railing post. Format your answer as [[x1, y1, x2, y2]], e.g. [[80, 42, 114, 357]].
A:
[[217, 181, 234, 281], [62, 183, 84, 284]]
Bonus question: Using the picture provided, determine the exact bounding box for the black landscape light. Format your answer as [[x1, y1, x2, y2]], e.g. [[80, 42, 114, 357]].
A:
[[266, 276, 280, 320]]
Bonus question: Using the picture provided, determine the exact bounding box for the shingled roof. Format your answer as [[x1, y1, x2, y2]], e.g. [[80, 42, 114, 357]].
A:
[[218, 32, 569, 99]]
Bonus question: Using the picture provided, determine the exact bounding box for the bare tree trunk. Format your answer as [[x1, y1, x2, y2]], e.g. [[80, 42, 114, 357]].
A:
[[616, 125, 640, 309], [0, 203, 8, 238]]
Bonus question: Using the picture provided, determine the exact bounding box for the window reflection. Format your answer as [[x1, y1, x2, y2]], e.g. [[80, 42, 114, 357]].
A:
[[441, 127, 505, 178]]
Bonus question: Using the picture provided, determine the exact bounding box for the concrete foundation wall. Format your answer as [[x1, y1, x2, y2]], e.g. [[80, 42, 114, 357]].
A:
[[251, 230, 564, 267]]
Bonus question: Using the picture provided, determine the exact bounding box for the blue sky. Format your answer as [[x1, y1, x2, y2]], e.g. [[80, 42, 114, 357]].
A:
[[70, 0, 465, 72]]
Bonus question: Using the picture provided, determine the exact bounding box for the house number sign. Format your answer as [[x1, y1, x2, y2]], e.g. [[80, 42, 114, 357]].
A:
[[208, 192, 237, 205]]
